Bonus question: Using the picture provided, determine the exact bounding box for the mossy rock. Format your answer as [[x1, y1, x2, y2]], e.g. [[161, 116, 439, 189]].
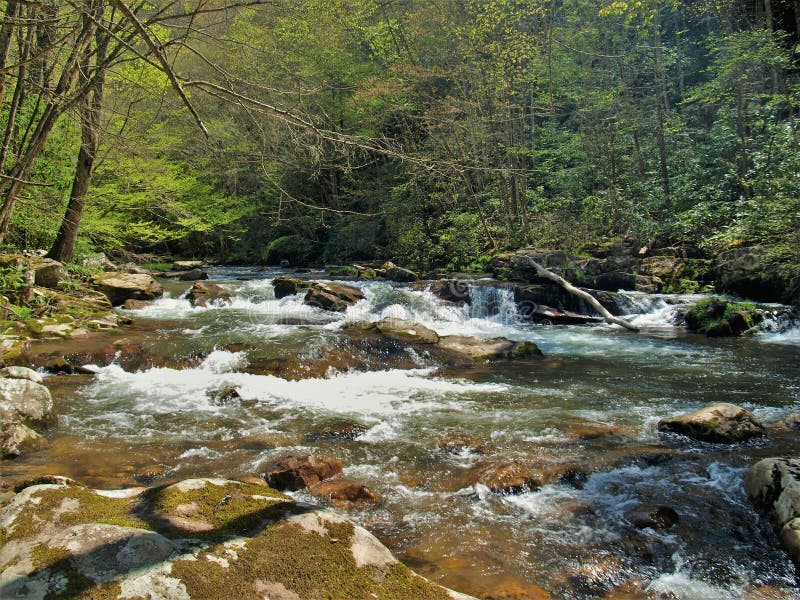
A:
[[327, 265, 359, 277], [0, 478, 475, 599], [684, 297, 763, 337]]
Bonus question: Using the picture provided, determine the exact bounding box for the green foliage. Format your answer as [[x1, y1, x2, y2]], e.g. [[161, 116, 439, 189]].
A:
[[263, 235, 317, 265]]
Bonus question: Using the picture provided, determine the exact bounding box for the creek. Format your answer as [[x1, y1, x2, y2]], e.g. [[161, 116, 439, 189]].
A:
[[8, 267, 800, 599]]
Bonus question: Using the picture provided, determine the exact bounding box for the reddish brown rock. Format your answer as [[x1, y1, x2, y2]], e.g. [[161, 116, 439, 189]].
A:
[[260, 453, 343, 490], [186, 281, 232, 307], [477, 462, 539, 494], [309, 479, 380, 506], [304, 283, 364, 312]]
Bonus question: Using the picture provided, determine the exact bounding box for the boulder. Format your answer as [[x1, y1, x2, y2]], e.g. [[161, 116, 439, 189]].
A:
[[745, 458, 800, 564], [383, 261, 419, 282], [684, 297, 764, 337], [304, 282, 364, 311], [0, 367, 54, 428], [176, 268, 208, 281], [1, 421, 48, 457], [657, 402, 765, 443], [173, 260, 205, 271], [476, 462, 538, 494], [29, 257, 65, 289], [260, 453, 343, 490], [371, 317, 439, 344], [640, 255, 685, 280], [0, 478, 473, 599], [775, 413, 800, 432], [309, 479, 380, 506], [91, 272, 163, 306], [272, 276, 312, 299], [122, 298, 153, 310], [437, 336, 542, 361], [426, 279, 471, 304], [186, 282, 232, 307]]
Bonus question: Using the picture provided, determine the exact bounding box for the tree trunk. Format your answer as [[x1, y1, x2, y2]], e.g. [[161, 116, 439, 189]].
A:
[[519, 256, 640, 331]]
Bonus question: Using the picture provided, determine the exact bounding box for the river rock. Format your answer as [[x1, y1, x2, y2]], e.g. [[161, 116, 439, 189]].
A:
[[437, 336, 542, 361], [187, 281, 232, 307], [176, 268, 208, 281], [309, 479, 380, 506], [382, 261, 419, 282], [775, 413, 800, 432], [437, 432, 487, 454], [1, 421, 48, 457], [657, 402, 765, 443], [426, 279, 471, 304], [260, 453, 343, 490], [0, 478, 473, 599], [173, 260, 205, 271], [623, 505, 679, 530], [0, 367, 54, 428], [685, 297, 764, 337], [477, 462, 539, 494], [745, 457, 800, 564], [305, 421, 368, 442], [272, 276, 312, 298], [91, 272, 163, 306], [304, 282, 364, 311], [371, 317, 439, 344], [29, 257, 65, 289]]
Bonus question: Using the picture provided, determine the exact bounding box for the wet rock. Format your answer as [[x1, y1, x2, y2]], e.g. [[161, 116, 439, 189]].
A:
[[304, 282, 364, 311], [658, 402, 765, 443], [175, 268, 208, 281], [29, 257, 65, 288], [1, 421, 48, 457], [775, 413, 800, 432], [133, 463, 171, 485], [305, 422, 368, 442], [371, 317, 439, 344], [91, 272, 163, 306], [260, 453, 343, 490], [623, 505, 679, 530], [437, 432, 487, 455], [483, 581, 553, 599], [437, 336, 542, 361], [0, 477, 473, 599], [558, 555, 626, 597], [426, 279, 472, 304], [42, 355, 94, 375], [745, 457, 800, 564], [272, 276, 312, 298], [383, 261, 419, 282], [477, 462, 539, 494], [122, 298, 153, 310], [186, 281, 232, 307], [309, 479, 380, 506], [0, 367, 54, 428], [209, 385, 240, 404]]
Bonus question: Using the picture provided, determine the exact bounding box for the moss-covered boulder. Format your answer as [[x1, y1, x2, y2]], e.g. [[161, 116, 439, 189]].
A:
[[657, 402, 765, 443], [0, 478, 474, 599], [91, 272, 163, 306], [684, 297, 764, 336], [328, 265, 359, 277]]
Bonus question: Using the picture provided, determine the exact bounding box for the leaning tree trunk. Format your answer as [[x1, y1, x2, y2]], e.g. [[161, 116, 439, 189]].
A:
[[47, 19, 107, 263], [519, 256, 640, 331]]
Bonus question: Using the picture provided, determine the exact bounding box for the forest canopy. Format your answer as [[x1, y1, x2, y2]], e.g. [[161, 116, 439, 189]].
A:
[[0, 0, 797, 272]]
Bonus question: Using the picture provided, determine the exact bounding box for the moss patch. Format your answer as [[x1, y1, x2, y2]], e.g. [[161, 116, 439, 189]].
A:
[[685, 297, 763, 337], [29, 545, 121, 600]]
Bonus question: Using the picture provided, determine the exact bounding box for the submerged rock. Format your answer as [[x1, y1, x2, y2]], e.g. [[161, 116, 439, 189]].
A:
[[745, 458, 800, 564], [623, 505, 679, 530], [657, 402, 765, 443], [187, 281, 232, 307], [0, 477, 472, 599], [91, 272, 163, 306], [309, 479, 380, 507], [476, 462, 539, 494], [260, 453, 343, 491]]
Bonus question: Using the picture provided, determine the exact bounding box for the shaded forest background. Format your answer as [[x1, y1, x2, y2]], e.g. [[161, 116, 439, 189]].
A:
[[1, 0, 799, 274]]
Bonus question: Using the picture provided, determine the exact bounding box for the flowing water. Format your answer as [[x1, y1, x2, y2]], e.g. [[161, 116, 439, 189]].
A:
[[7, 267, 800, 599]]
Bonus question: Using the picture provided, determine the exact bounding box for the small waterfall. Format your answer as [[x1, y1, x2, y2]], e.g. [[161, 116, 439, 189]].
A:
[[468, 285, 519, 324]]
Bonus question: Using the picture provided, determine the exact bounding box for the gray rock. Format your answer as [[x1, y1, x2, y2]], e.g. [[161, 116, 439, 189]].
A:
[[0, 366, 43, 383], [173, 260, 205, 271], [1, 421, 48, 457], [29, 257, 64, 289], [176, 268, 208, 281], [657, 402, 765, 443], [0, 377, 54, 427], [91, 272, 163, 306], [745, 457, 800, 564]]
